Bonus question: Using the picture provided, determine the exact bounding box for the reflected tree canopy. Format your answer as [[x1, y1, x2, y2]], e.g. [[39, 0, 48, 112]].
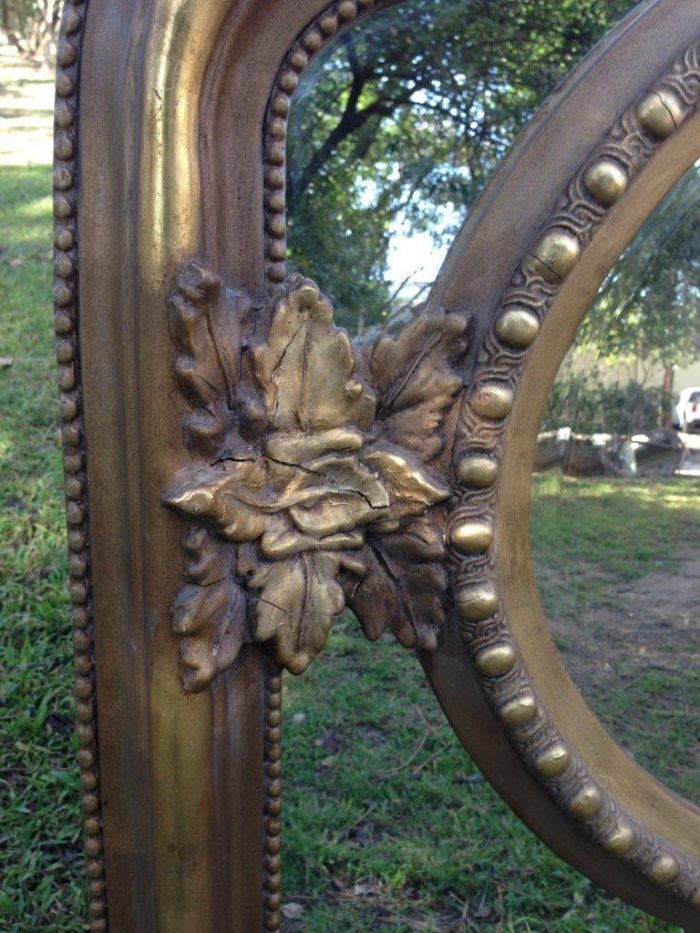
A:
[[287, 0, 638, 330]]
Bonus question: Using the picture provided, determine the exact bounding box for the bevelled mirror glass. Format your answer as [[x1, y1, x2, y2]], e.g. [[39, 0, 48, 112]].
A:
[[531, 161, 700, 803]]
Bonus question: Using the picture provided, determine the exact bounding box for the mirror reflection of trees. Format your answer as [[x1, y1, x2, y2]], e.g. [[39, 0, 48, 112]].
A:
[[287, 0, 639, 330], [542, 165, 700, 440], [531, 166, 700, 804]]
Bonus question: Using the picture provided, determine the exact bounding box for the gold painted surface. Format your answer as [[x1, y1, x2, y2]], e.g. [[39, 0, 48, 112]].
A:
[[637, 90, 684, 138], [454, 453, 498, 487], [164, 264, 468, 683], [469, 383, 514, 420], [584, 158, 628, 205], [533, 743, 571, 779], [473, 643, 516, 677], [498, 693, 538, 728], [569, 784, 604, 822], [138, 0, 235, 274], [530, 231, 581, 282], [136, 6, 237, 929], [449, 520, 494, 554], [494, 308, 540, 348], [648, 855, 681, 887], [603, 822, 638, 857], [455, 582, 499, 622]]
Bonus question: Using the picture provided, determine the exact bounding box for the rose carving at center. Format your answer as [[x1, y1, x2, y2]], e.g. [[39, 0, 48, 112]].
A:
[[164, 260, 468, 690]]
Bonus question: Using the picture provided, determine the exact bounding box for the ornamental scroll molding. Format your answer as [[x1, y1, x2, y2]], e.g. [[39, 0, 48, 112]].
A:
[[163, 261, 468, 690]]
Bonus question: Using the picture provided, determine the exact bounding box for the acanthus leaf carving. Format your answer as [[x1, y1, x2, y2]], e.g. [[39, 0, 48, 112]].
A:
[[369, 308, 469, 459], [349, 517, 447, 651], [174, 528, 248, 692], [164, 260, 469, 689]]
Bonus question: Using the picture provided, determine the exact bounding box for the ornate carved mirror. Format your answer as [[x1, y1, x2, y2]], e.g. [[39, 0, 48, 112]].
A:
[[54, 0, 700, 928]]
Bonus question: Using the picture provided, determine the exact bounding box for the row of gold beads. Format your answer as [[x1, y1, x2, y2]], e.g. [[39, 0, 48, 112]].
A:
[[54, 0, 108, 930], [260, 4, 380, 925], [263, 673, 283, 930], [263, 0, 378, 288]]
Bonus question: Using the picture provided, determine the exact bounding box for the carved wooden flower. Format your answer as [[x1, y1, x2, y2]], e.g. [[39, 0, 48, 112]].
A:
[[164, 260, 468, 690]]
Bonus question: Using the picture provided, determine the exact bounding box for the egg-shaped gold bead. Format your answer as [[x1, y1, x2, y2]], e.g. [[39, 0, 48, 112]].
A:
[[474, 643, 517, 677], [470, 383, 514, 420], [455, 453, 498, 488], [449, 521, 493, 554], [569, 783, 603, 821], [584, 158, 628, 206], [648, 853, 680, 886], [637, 90, 683, 139], [602, 822, 637, 857], [455, 583, 498, 622], [498, 692, 538, 728], [495, 308, 540, 348], [530, 231, 580, 283], [533, 742, 570, 778]]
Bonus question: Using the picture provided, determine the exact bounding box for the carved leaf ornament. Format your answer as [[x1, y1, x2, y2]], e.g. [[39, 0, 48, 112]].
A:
[[164, 260, 468, 690]]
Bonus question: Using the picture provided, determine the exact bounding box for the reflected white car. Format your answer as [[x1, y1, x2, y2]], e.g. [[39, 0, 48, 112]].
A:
[[675, 387, 700, 432]]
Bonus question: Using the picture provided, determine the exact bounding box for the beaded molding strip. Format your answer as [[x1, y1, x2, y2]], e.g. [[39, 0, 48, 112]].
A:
[[263, 0, 392, 290], [53, 1, 108, 931], [263, 672, 283, 931], [260, 5, 394, 923], [448, 43, 700, 909]]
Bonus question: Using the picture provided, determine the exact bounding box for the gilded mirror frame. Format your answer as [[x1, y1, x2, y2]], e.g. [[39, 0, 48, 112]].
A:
[[54, 0, 700, 928]]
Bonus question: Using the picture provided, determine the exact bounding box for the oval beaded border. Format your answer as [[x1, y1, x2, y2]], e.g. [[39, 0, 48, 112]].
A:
[[53, 1, 108, 930], [448, 43, 700, 909]]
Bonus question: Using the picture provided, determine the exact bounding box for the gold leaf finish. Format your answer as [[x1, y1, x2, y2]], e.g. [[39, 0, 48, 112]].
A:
[[455, 582, 499, 621], [637, 90, 683, 138], [251, 280, 375, 432], [164, 264, 468, 688], [583, 158, 628, 206], [242, 551, 345, 675]]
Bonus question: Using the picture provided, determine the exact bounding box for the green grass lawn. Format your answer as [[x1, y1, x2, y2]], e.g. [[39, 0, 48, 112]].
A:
[[0, 164, 85, 930], [532, 472, 700, 598], [531, 474, 700, 804], [0, 166, 692, 929]]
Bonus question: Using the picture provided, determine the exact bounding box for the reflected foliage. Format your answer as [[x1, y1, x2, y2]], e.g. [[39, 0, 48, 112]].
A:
[[542, 376, 670, 434], [288, 0, 637, 329], [545, 166, 700, 432], [578, 167, 700, 371]]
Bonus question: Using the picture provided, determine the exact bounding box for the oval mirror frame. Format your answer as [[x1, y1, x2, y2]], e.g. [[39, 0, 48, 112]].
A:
[[441, 31, 700, 906], [58, 0, 700, 928]]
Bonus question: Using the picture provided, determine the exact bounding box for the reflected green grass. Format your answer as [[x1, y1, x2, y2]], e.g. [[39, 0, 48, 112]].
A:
[[531, 473, 700, 803], [531, 474, 700, 600]]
